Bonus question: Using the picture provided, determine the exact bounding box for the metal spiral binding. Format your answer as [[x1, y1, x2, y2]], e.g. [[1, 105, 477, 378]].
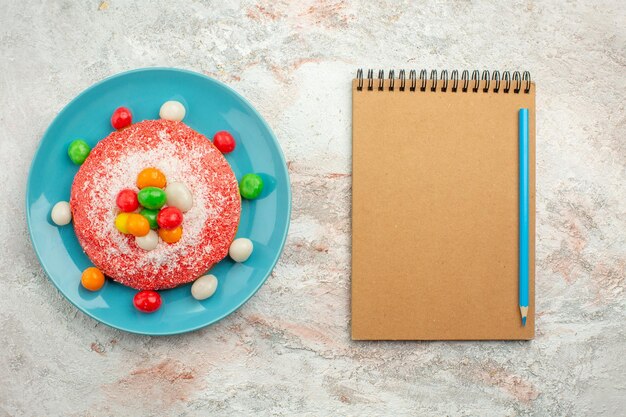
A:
[[440, 70, 448, 92], [356, 69, 531, 93], [462, 70, 470, 92], [471, 70, 480, 92]]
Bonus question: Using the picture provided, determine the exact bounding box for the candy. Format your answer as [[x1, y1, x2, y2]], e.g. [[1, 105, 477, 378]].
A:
[[67, 139, 91, 165], [126, 213, 150, 237], [191, 274, 218, 300], [137, 187, 167, 210], [159, 100, 186, 121], [111, 106, 132, 130], [156, 206, 183, 230], [239, 173, 264, 199], [51, 201, 72, 226], [229, 238, 253, 262], [135, 230, 159, 251], [213, 131, 236, 153], [139, 208, 159, 229], [81, 267, 105, 291], [114, 212, 131, 234], [136, 167, 166, 189], [165, 182, 193, 212], [159, 226, 182, 244], [133, 290, 162, 313], [116, 189, 139, 212]]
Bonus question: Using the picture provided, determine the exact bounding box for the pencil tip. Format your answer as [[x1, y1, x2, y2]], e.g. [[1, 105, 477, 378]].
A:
[[521, 317, 527, 326]]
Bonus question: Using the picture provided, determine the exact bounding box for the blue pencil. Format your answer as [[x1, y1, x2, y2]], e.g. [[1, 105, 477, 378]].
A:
[[519, 108, 529, 326]]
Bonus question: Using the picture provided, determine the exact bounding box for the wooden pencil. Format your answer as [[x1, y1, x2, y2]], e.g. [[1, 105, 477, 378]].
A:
[[519, 108, 529, 326]]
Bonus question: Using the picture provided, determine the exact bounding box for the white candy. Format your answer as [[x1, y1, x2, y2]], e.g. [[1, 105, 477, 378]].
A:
[[229, 238, 253, 263], [191, 274, 218, 300], [135, 230, 159, 251], [51, 201, 72, 226], [159, 100, 186, 121], [165, 182, 193, 212]]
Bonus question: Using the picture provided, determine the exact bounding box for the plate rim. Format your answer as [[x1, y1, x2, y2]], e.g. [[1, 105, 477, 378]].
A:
[[25, 67, 291, 336]]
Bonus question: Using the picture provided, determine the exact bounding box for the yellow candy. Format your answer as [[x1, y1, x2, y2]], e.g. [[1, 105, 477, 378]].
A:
[[115, 212, 131, 234]]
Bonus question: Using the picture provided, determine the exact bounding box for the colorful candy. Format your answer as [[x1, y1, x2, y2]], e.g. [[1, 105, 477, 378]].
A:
[[158, 226, 182, 244], [111, 107, 132, 130], [159, 100, 186, 121], [51, 201, 72, 226], [137, 187, 166, 210], [116, 189, 139, 212], [112, 168, 193, 252], [126, 213, 150, 237], [139, 208, 159, 229], [165, 182, 193, 212], [115, 212, 131, 233], [81, 267, 105, 291], [213, 131, 236, 153], [136, 167, 166, 189], [133, 290, 162, 313], [67, 139, 91, 165], [239, 173, 264, 199], [229, 238, 253, 262], [156, 207, 183, 230], [191, 274, 218, 300], [135, 230, 159, 251]]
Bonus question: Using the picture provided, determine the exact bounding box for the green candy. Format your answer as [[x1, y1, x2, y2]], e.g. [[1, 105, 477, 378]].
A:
[[239, 173, 264, 200], [140, 208, 159, 229], [67, 139, 91, 165], [137, 187, 166, 210]]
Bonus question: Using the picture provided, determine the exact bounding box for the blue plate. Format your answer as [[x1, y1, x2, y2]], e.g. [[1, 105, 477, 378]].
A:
[[26, 68, 291, 335]]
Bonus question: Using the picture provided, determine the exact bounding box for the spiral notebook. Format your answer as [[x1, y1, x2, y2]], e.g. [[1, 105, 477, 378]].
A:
[[351, 69, 535, 340]]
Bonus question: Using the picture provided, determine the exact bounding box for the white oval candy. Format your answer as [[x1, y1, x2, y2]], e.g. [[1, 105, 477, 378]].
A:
[[191, 274, 218, 300], [165, 182, 193, 212], [135, 230, 159, 251], [159, 100, 186, 121], [229, 238, 253, 263], [51, 201, 72, 226]]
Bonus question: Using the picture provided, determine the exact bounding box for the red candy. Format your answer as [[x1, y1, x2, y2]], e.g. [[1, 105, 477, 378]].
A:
[[133, 290, 162, 313], [157, 206, 183, 230], [116, 189, 139, 212], [213, 131, 236, 153], [111, 107, 133, 130]]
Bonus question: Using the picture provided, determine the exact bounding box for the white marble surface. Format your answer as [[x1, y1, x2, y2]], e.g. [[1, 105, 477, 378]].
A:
[[1, 1, 625, 416]]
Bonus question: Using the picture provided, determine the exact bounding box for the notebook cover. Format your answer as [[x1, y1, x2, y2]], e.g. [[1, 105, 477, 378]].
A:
[[351, 78, 535, 340]]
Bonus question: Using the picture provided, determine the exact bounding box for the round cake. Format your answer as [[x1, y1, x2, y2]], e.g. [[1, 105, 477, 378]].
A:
[[70, 119, 241, 290]]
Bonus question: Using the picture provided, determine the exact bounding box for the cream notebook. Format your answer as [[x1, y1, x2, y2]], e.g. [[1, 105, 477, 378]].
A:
[[351, 69, 535, 340]]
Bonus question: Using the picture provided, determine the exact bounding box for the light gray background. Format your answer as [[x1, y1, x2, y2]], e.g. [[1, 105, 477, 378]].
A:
[[1, 1, 624, 416]]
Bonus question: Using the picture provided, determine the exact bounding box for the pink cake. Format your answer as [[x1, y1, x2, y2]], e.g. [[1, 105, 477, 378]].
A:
[[70, 119, 241, 290]]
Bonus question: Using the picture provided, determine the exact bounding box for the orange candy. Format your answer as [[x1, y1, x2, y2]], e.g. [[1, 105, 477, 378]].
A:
[[81, 267, 105, 291], [126, 213, 150, 237], [136, 167, 167, 189], [159, 226, 183, 243]]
